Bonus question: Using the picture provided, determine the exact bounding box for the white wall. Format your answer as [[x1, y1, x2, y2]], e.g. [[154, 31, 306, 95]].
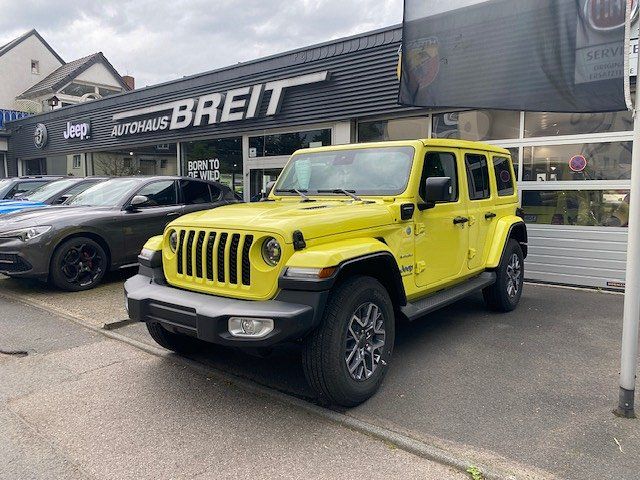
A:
[[0, 34, 63, 110], [0, 138, 7, 151], [75, 63, 123, 88]]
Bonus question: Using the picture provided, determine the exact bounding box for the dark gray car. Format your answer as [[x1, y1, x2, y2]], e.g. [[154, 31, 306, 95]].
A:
[[0, 176, 237, 290]]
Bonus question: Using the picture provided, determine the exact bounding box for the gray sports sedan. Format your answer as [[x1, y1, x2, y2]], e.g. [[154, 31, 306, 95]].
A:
[[0, 176, 238, 291]]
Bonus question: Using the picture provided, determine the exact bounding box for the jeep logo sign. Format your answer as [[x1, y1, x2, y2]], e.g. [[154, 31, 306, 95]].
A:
[[110, 71, 330, 138], [63, 120, 91, 141]]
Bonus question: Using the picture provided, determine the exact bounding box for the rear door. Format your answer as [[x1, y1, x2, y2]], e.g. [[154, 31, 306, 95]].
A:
[[413, 149, 469, 288], [121, 180, 183, 262], [464, 151, 494, 270], [179, 179, 221, 215]]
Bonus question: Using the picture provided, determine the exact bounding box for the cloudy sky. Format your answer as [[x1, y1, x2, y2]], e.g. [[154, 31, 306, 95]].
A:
[[0, 0, 403, 88]]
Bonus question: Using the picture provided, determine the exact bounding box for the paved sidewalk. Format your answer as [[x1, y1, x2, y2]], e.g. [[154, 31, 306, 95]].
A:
[[2, 273, 638, 479], [0, 296, 465, 480]]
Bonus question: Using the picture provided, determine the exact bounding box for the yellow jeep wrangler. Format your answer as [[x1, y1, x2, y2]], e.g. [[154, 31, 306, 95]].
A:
[[125, 139, 527, 406]]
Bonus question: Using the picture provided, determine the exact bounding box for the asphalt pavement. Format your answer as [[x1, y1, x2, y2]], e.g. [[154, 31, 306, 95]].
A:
[[1, 274, 638, 479], [0, 295, 465, 480]]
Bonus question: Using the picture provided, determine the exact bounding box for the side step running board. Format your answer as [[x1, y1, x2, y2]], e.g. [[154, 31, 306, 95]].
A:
[[401, 272, 496, 321]]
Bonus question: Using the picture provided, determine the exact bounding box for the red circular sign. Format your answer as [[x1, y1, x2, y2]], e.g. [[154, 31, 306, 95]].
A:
[[500, 170, 511, 183], [569, 155, 587, 172]]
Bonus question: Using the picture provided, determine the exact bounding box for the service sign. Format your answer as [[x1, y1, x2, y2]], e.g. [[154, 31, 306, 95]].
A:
[[110, 71, 330, 138], [63, 120, 91, 141]]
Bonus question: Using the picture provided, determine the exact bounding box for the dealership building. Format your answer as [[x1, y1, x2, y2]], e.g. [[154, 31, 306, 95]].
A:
[[1, 25, 634, 290]]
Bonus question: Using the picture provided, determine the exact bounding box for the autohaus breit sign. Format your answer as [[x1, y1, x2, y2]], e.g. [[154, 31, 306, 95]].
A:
[[110, 71, 330, 138]]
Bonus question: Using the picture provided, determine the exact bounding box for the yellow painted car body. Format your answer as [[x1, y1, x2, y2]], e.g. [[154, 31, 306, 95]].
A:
[[146, 139, 524, 302]]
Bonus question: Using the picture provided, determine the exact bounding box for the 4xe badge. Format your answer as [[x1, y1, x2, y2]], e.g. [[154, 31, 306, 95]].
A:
[[63, 120, 91, 141]]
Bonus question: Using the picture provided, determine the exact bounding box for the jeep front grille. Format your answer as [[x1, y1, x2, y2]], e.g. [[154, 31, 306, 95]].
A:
[[175, 229, 253, 286]]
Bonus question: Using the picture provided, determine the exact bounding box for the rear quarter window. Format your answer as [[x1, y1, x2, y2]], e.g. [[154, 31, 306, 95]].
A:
[[493, 156, 515, 196]]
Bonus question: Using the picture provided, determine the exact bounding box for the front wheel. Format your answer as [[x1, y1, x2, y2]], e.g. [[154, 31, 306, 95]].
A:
[[50, 237, 108, 291], [302, 276, 395, 407], [146, 322, 202, 354], [483, 238, 524, 312]]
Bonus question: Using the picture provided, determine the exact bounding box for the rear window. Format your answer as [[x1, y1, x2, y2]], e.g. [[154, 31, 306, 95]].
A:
[[493, 156, 515, 196]]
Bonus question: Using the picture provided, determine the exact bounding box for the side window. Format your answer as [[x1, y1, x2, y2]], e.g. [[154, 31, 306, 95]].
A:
[[134, 181, 177, 207], [465, 153, 490, 200], [493, 156, 515, 196], [420, 151, 458, 202], [180, 180, 212, 204], [208, 184, 222, 201]]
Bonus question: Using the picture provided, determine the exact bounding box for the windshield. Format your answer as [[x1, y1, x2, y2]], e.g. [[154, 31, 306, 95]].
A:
[[275, 146, 415, 196], [0, 179, 12, 194], [22, 178, 78, 202], [67, 179, 139, 207]]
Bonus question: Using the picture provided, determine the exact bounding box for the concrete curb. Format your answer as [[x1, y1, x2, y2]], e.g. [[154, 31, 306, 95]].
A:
[[2, 289, 537, 480]]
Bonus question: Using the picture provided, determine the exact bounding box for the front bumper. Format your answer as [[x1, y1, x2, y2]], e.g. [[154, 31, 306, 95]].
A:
[[124, 273, 328, 347], [0, 238, 51, 278]]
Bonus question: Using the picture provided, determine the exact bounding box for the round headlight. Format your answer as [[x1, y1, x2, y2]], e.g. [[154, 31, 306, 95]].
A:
[[261, 237, 281, 266], [169, 231, 178, 253]]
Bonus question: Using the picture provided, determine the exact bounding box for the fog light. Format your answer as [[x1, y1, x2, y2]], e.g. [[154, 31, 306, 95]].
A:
[[228, 317, 274, 338]]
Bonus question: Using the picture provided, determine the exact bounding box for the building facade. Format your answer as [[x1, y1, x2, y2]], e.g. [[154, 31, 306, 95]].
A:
[[3, 25, 634, 289]]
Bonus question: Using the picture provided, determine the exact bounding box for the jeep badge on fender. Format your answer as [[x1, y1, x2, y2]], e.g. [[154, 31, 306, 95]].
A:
[[124, 139, 527, 407]]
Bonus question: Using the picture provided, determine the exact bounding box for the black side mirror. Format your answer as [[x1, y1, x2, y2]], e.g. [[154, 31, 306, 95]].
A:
[[419, 177, 452, 210], [126, 195, 149, 211]]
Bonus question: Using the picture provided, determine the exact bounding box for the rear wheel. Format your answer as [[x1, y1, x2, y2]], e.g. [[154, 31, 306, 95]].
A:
[[483, 238, 524, 312], [50, 237, 108, 291], [146, 322, 202, 354], [302, 276, 395, 407]]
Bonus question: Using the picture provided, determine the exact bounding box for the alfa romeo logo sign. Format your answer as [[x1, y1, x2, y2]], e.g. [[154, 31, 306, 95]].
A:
[[33, 123, 48, 149], [584, 0, 638, 31]]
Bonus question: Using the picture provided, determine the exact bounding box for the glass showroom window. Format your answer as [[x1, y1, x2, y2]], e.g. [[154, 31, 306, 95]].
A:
[[91, 144, 178, 177], [181, 137, 243, 195], [521, 189, 630, 227], [249, 129, 331, 158], [432, 110, 520, 141], [357, 117, 429, 142], [0, 154, 6, 178], [521, 142, 632, 182], [249, 168, 282, 202], [523, 111, 632, 137]]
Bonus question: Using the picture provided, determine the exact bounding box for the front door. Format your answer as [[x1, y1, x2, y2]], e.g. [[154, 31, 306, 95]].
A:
[[414, 149, 469, 288], [464, 151, 494, 270], [121, 180, 183, 263]]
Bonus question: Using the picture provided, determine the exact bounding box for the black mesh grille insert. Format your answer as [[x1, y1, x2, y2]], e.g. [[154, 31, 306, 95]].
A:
[[205, 232, 216, 280], [229, 234, 240, 284], [241, 235, 253, 286], [217, 233, 228, 283], [195, 231, 205, 278], [177, 230, 186, 274], [185, 230, 195, 276]]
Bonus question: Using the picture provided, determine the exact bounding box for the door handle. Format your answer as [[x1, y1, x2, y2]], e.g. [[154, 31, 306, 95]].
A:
[[485, 212, 497, 219], [166, 212, 181, 217], [453, 216, 469, 225]]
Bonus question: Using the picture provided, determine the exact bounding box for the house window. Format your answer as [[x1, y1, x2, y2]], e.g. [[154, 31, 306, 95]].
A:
[[72, 155, 82, 169], [31, 60, 39, 74]]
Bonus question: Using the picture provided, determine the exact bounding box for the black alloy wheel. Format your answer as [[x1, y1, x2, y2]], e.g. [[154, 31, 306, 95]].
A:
[[302, 275, 395, 407], [50, 237, 108, 291]]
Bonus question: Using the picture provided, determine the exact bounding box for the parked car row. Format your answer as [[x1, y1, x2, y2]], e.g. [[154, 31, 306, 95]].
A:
[[0, 176, 237, 290]]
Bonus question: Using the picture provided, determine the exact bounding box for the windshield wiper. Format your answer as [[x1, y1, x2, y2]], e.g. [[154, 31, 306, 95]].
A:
[[317, 189, 362, 201], [274, 188, 315, 202]]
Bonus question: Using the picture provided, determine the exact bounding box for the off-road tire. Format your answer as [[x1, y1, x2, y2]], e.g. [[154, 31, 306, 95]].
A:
[[50, 237, 108, 291], [146, 322, 202, 354], [483, 238, 524, 312], [302, 275, 395, 407]]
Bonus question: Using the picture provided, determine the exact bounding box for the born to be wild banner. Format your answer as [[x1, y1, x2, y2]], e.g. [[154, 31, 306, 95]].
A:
[[399, 0, 634, 112]]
